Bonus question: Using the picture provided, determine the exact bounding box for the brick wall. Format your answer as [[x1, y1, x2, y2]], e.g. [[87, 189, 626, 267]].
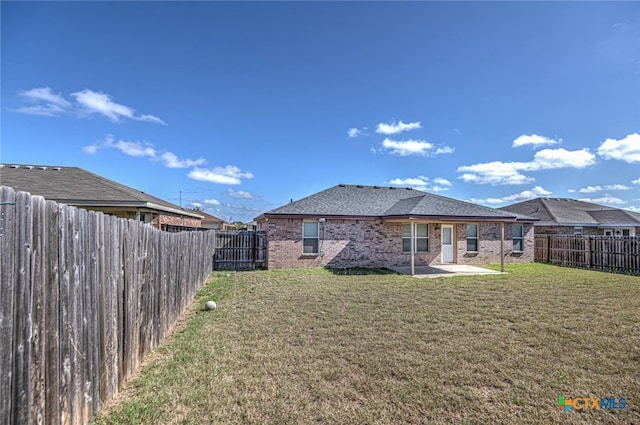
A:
[[261, 218, 534, 269], [153, 212, 201, 229], [455, 222, 534, 264]]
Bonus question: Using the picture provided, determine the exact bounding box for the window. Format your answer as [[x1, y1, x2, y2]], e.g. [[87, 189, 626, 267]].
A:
[[466, 224, 478, 252], [303, 221, 319, 254], [402, 223, 429, 253], [512, 224, 524, 252], [574, 227, 583, 236]]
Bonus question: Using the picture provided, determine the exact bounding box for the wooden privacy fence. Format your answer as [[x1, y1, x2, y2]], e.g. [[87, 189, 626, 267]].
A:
[[212, 230, 267, 270], [535, 235, 640, 275], [0, 186, 217, 425]]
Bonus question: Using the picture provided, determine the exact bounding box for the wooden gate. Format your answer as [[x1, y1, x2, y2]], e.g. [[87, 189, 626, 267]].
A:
[[213, 230, 267, 270]]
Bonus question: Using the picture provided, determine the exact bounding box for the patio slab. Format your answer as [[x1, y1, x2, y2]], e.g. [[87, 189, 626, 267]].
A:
[[387, 264, 504, 279]]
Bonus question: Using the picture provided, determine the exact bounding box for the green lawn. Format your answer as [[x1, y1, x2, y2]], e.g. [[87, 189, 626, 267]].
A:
[[92, 264, 640, 424]]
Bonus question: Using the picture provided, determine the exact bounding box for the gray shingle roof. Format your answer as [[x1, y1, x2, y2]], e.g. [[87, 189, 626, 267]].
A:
[[0, 163, 202, 218], [500, 198, 640, 226], [261, 184, 532, 220]]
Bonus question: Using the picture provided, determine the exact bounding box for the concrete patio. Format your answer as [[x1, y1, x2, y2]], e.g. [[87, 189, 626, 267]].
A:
[[387, 264, 505, 279]]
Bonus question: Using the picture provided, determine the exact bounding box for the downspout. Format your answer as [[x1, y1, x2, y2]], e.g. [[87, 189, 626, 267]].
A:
[[500, 222, 505, 272], [411, 220, 415, 276]]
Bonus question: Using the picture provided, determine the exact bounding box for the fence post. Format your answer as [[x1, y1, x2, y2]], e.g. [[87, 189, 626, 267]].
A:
[[546, 235, 550, 263], [587, 236, 592, 269]]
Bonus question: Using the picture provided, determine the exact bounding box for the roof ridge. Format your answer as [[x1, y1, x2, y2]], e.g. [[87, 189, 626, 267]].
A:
[[538, 198, 558, 224]]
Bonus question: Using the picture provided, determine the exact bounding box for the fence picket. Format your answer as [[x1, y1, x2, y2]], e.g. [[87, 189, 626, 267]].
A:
[[0, 186, 218, 425], [1, 187, 17, 424], [535, 234, 640, 275]]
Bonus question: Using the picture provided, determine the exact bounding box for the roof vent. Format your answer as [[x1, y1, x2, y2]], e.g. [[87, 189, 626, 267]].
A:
[[38, 166, 47, 170], [10, 165, 20, 169], [373, 186, 380, 189], [406, 187, 413, 190], [52, 167, 62, 171], [338, 184, 346, 187], [356, 185, 363, 188], [24, 165, 34, 169]]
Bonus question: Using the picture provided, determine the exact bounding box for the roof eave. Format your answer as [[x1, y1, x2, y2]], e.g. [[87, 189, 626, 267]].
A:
[[258, 213, 533, 222], [59, 200, 203, 219]]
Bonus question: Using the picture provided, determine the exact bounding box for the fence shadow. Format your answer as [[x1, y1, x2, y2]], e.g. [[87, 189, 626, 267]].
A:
[[325, 267, 402, 276]]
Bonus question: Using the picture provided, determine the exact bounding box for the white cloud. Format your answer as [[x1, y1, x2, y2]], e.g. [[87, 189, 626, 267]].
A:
[[71, 89, 166, 125], [457, 148, 596, 185], [433, 146, 455, 155], [376, 120, 421, 135], [577, 184, 631, 193], [503, 186, 552, 201], [15, 87, 166, 125], [381, 138, 433, 156], [433, 177, 452, 187], [458, 161, 534, 185], [82, 135, 157, 158], [522, 148, 596, 170], [82, 144, 100, 154], [387, 176, 452, 192], [203, 199, 221, 206], [512, 134, 561, 148], [160, 152, 206, 168], [578, 195, 627, 205], [388, 177, 429, 186], [188, 166, 254, 185], [83, 135, 205, 169], [625, 206, 640, 212], [19, 87, 71, 107], [16, 87, 72, 116], [471, 186, 552, 205], [113, 140, 157, 158], [597, 133, 640, 163], [633, 178, 640, 185], [347, 127, 366, 138], [228, 189, 254, 199]]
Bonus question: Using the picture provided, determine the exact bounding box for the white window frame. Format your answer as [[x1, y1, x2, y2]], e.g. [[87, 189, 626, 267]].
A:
[[466, 223, 478, 252], [512, 224, 524, 252], [574, 227, 583, 236], [402, 223, 429, 253], [302, 221, 319, 254]]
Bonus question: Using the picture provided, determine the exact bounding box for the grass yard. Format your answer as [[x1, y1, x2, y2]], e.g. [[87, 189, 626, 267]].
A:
[[92, 264, 639, 424]]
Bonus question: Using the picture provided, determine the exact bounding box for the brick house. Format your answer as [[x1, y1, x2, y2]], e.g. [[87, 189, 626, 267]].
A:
[[501, 198, 640, 237], [0, 163, 203, 231], [255, 184, 537, 270], [196, 210, 226, 230]]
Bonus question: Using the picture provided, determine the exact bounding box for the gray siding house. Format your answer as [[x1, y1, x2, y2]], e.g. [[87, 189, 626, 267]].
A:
[[256, 184, 537, 270]]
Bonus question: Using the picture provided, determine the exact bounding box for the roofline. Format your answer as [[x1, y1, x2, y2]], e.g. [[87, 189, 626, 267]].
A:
[[58, 200, 204, 219], [540, 222, 640, 227], [257, 213, 536, 222]]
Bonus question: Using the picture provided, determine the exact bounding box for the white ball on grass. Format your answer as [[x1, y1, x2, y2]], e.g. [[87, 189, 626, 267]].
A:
[[205, 301, 217, 311]]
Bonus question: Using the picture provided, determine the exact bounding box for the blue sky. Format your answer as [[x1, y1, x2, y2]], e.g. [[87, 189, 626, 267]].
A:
[[2, 1, 639, 222]]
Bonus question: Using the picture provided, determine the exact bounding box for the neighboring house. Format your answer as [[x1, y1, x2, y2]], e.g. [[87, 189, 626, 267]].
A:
[[501, 198, 640, 237], [255, 184, 537, 270], [196, 210, 226, 230], [0, 163, 203, 231]]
